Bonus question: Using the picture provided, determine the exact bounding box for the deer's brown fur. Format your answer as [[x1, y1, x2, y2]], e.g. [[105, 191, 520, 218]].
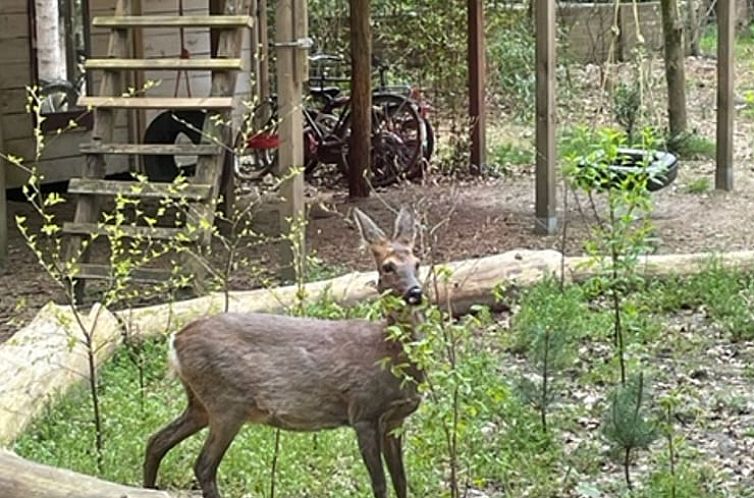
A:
[[143, 208, 423, 498]]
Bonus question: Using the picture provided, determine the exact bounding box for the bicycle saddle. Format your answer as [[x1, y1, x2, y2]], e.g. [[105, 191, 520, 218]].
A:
[[309, 86, 341, 99]]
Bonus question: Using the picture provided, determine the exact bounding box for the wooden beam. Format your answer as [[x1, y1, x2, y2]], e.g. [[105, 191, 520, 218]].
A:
[[716, 0, 735, 191], [85, 58, 244, 70], [258, 0, 270, 101], [274, 0, 306, 281], [77, 96, 234, 109], [347, 0, 371, 197], [92, 15, 254, 29], [535, 0, 557, 234], [468, 0, 486, 173], [0, 107, 6, 271]]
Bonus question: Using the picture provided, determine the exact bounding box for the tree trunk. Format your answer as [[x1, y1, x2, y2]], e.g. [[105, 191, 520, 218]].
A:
[[660, 0, 689, 140], [687, 0, 701, 56], [347, 0, 371, 198], [0, 450, 190, 498], [35, 0, 67, 81]]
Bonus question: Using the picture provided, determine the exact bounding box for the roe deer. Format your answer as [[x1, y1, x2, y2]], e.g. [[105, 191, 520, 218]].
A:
[[143, 207, 425, 498]]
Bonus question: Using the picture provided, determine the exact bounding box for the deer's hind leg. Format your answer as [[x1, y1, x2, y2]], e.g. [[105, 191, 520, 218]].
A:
[[193, 410, 245, 498], [144, 383, 208, 488]]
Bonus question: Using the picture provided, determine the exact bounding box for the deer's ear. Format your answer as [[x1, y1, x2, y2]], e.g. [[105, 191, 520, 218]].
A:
[[353, 208, 387, 246], [393, 207, 416, 247]]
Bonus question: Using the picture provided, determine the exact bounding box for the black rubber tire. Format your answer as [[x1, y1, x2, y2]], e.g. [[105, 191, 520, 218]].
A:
[[143, 110, 206, 182]]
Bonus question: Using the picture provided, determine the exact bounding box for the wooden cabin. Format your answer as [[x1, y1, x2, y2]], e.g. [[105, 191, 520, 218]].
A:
[[1, 0, 254, 189]]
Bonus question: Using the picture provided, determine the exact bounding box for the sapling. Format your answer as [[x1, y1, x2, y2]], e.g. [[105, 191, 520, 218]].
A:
[[563, 127, 656, 386], [601, 371, 658, 490], [513, 278, 580, 433]]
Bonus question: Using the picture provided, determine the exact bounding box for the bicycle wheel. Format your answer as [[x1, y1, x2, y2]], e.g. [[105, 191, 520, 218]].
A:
[[369, 94, 425, 186]]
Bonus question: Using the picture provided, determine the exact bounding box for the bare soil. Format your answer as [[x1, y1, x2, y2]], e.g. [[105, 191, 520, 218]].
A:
[[3, 56, 754, 341]]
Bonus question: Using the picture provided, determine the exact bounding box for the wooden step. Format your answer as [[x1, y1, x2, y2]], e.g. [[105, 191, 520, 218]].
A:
[[85, 58, 243, 71], [92, 15, 254, 29], [72, 263, 173, 282], [78, 96, 233, 110], [68, 178, 212, 201], [80, 143, 222, 156], [63, 222, 199, 241]]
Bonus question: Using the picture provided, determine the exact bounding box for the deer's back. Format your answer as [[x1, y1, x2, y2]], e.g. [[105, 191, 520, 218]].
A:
[[171, 313, 418, 430]]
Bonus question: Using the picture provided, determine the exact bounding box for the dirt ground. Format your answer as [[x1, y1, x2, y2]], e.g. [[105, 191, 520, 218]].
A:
[[3, 56, 754, 341]]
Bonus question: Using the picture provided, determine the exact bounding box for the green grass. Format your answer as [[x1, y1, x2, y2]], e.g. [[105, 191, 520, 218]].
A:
[[667, 133, 716, 160], [685, 177, 712, 194], [14, 307, 547, 497], [699, 24, 754, 59], [14, 269, 752, 497], [487, 142, 533, 175]]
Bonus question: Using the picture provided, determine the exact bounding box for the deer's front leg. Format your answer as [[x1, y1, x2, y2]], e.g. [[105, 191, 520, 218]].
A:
[[382, 425, 407, 498], [354, 421, 387, 498]]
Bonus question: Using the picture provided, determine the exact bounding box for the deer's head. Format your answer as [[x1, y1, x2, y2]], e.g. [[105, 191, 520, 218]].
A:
[[354, 207, 422, 306]]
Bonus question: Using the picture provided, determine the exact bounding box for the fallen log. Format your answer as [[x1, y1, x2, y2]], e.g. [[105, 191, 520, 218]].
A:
[[0, 449, 191, 498], [3, 249, 754, 445], [0, 303, 120, 446]]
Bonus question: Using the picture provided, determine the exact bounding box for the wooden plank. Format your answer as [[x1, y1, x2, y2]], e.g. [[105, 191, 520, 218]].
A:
[[0, 13, 30, 40], [68, 178, 213, 200], [0, 105, 7, 270], [92, 15, 253, 28], [0, 62, 32, 91], [717, 0, 735, 191], [78, 96, 234, 109], [80, 142, 221, 155], [468, 0, 486, 173], [0, 0, 28, 15], [85, 58, 243, 70], [63, 222, 199, 241], [347, 0, 371, 198], [73, 263, 173, 282], [0, 37, 28, 63], [0, 89, 29, 116], [0, 114, 34, 142], [534, 0, 557, 234]]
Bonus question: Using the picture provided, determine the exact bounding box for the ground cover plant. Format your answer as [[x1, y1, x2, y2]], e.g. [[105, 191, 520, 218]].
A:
[[14, 261, 754, 498]]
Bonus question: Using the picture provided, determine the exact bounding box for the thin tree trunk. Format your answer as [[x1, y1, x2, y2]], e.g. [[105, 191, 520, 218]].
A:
[[660, 0, 689, 140], [687, 0, 701, 56], [347, 0, 371, 198]]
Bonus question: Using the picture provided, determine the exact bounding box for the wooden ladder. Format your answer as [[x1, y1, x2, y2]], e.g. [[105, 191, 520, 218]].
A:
[[65, 0, 252, 297]]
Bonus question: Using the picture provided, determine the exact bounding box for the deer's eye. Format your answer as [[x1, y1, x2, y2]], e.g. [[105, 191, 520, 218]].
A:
[[382, 262, 396, 273], [415, 262, 420, 271]]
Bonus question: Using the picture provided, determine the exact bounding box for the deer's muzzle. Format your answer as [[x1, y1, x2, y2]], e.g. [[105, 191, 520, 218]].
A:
[[404, 286, 423, 305]]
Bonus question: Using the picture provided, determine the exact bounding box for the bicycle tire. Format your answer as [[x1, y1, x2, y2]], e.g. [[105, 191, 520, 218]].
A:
[[143, 110, 206, 182], [367, 94, 426, 187]]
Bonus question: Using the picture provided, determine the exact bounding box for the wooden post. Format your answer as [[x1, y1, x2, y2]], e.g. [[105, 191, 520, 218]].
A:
[[0, 109, 7, 271], [468, 0, 486, 173], [131, 0, 145, 172], [275, 0, 306, 281], [258, 0, 270, 102], [716, 0, 735, 191], [534, 0, 557, 234], [347, 0, 370, 198]]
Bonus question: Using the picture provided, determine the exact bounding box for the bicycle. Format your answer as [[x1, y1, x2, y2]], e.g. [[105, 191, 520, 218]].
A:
[[234, 59, 427, 187]]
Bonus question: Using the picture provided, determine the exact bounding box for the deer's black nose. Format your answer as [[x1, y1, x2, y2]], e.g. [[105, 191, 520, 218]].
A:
[[404, 286, 423, 305]]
